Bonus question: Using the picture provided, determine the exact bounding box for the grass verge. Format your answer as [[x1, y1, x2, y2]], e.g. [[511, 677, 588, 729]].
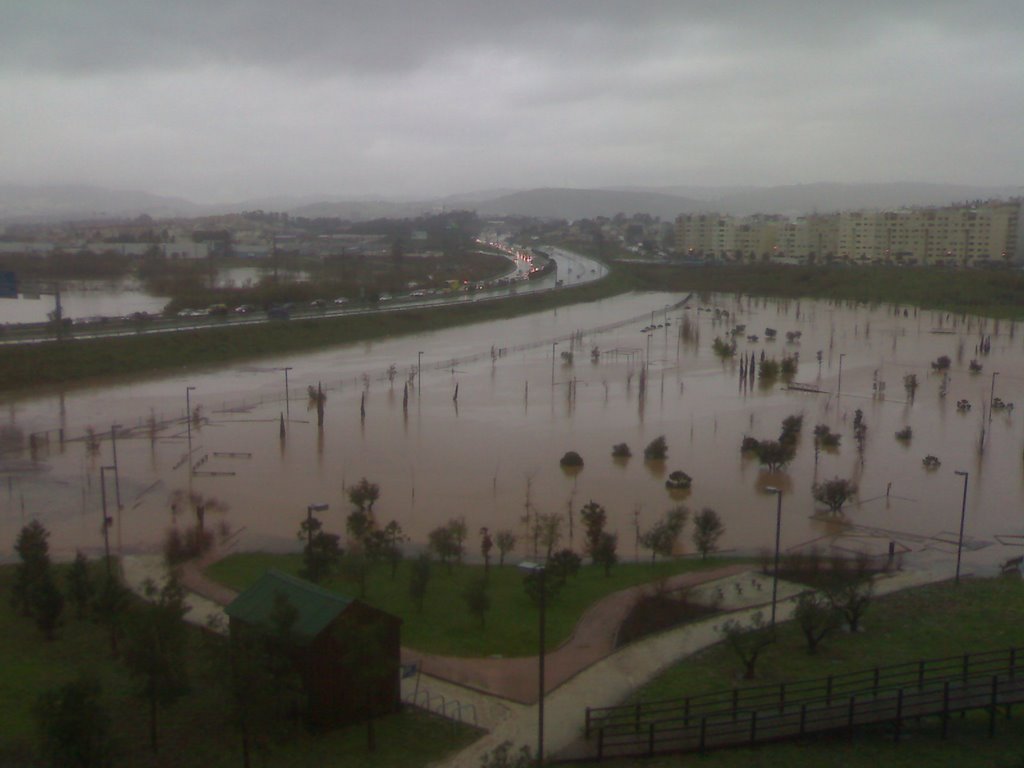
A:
[[206, 553, 744, 657], [583, 576, 1024, 768], [0, 563, 478, 767], [620, 262, 1024, 320]]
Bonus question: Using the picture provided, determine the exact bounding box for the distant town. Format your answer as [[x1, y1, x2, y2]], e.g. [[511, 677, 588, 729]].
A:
[[1, 198, 1020, 270]]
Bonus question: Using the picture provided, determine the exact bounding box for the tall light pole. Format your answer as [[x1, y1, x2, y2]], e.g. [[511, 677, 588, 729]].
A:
[[99, 465, 116, 577], [110, 424, 123, 510], [954, 471, 969, 584], [418, 351, 423, 386], [989, 371, 999, 423], [306, 503, 329, 582], [518, 561, 547, 765], [837, 353, 846, 398], [766, 487, 783, 626], [551, 342, 558, 387], [274, 367, 293, 419], [185, 386, 196, 472]]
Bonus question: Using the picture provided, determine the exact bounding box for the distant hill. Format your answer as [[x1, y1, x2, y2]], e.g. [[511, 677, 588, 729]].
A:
[[1, 182, 1019, 224], [0, 184, 205, 222], [470, 187, 706, 220]]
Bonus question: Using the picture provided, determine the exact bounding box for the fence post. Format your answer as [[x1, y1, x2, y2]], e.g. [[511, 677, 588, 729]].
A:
[[989, 676, 998, 738], [941, 681, 949, 739], [894, 689, 903, 744], [750, 710, 758, 745], [648, 722, 656, 756], [847, 694, 856, 740], [597, 727, 604, 760], [699, 717, 707, 754]]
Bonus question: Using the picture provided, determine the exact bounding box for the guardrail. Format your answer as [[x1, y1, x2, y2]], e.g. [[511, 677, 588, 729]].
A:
[[584, 645, 1024, 760]]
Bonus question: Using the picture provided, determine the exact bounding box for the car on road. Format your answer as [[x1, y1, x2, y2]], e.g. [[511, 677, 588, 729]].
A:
[[333, 297, 350, 305]]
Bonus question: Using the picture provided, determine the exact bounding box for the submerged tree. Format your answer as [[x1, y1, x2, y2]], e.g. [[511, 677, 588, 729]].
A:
[[812, 477, 857, 516], [692, 508, 724, 559]]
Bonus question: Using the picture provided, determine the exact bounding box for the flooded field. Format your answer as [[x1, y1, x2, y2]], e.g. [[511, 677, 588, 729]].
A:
[[2, 290, 1022, 577]]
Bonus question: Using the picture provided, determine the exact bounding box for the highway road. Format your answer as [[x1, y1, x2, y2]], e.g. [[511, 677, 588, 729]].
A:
[[0, 245, 607, 345]]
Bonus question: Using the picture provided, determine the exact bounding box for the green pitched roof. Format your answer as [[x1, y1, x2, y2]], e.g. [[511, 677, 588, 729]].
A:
[[225, 569, 354, 641]]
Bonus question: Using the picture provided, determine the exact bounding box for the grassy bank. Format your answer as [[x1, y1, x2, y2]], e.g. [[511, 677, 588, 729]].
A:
[[621, 262, 1024, 320], [0, 564, 478, 767], [0, 272, 631, 396], [206, 553, 743, 657], [585, 576, 1024, 768]]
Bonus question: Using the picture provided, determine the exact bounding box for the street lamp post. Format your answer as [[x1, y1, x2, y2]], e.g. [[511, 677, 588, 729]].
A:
[[418, 351, 423, 386], [766, 487, 783, 625], [110, 424, 123, 510], [185, 386, 196, 472], [954, 471, 969, 584], [551, 342, 557, 387], [99, 465, 116, 577], [518, 561, 547, 765], [989, 372, 999, 423], [837, 353, 846, 398], [306, 503, 329, 582]]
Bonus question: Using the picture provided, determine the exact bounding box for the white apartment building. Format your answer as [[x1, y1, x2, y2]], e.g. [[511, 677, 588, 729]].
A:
[[675, 200, 1020, 265]]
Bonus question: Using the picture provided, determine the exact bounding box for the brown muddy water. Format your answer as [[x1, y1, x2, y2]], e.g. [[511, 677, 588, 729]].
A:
[[2, 291, 1022, 576]]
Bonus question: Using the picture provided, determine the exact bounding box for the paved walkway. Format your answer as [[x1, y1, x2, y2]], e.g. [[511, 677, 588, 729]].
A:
[[125, 550, 956, 766]]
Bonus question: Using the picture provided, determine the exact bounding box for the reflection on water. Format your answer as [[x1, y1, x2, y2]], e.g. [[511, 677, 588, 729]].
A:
[[2, 291, 1022, 579]]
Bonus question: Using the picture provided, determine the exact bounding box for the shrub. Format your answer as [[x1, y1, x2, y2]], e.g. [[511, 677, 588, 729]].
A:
[[559, 451, 584, 468], [643, 436, 668, 461]]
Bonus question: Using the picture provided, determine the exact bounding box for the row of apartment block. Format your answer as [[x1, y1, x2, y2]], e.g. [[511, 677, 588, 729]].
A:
[[674, 200, 1022, 265]]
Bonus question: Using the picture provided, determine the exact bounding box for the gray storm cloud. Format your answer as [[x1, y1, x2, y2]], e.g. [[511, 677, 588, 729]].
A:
[[1, 1, 1021, 201]]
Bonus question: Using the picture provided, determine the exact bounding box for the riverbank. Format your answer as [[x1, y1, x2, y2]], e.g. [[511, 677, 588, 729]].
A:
[[620, 262, 1024, 320], [0, 270, 630, 396]]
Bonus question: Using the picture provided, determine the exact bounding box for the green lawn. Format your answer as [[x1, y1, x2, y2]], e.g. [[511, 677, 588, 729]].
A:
[[0, 564, 478, 767], [206, 553, 744, 657], [582, 577, 1024, 768]]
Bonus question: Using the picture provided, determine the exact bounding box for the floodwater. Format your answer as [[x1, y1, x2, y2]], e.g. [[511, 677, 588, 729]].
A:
[[2, 289, 1022, 578]]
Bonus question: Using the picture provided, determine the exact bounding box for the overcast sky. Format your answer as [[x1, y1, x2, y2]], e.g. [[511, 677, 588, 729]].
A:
[[2, 1, 1022, 203]]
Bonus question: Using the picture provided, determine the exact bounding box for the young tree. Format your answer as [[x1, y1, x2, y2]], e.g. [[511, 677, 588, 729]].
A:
[[122, 576, 191, 753], [347, 477, 381, 514], [794, 592, 840, 653], [462, 577, 491, 629], [408, 553, 432, 613], [643, 436, 668, 461], [534, 513, 562, 560], [34, 677, 114, 768], [548, 549, 582, 582], [692, 508, 724, 559], [66, 551, 95, 619], [92, 573, 130, 658], [11, 520, 51, 617], [812, 478, 857, 515], [32, 571, 65, 641], [448, 517, 468, 564], [640, 506, 688, 563], [592, 532, 619, 576], [480, 527, 493, 575], [721, 611, 775, 679], [754, 440, 795, 472], [826, 574, 874, 633], [495, 530, 516, 566], [579, 500, 608, 556], [428, 524, 462, 573], [297, 511, 342, 584], [346, 478, 381, 545]]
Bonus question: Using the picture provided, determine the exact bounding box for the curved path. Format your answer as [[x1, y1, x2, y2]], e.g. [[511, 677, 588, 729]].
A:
[[402, 563, 750, 704], [177, 552, 747, 703]]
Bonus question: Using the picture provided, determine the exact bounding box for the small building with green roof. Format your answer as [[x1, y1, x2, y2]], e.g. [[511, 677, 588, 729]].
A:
[[225, 569, 402, 728]]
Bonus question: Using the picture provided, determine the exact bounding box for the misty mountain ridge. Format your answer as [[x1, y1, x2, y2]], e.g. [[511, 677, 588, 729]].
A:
[[1, 182, 1020, 225]]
